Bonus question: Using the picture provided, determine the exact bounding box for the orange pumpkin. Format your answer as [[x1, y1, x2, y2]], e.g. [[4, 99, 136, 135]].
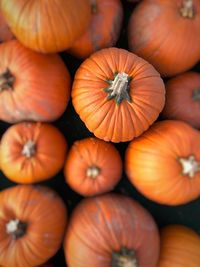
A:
[[128, 0, 200, 77], [0, 122, 67, 184], [162, 71, 200, 128], [157, 225, 200, 267], [0, 40, 70, 123], [125, 120, 200, 205], [0, 9, 14, 42], [68, 0, 123, 59], [72, 47, 165, 142], [0, 185, 67, 267], [64, 137, 122, 196], [64, 193, 160, 267], [1, 0, 91, 53]]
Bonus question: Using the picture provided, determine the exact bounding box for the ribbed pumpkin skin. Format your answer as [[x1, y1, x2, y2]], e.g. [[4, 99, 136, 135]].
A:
[[128, 0, 200, 77], [125, 120, 200, 205], [157, 225, 200, 267], [68, 0, 123, 59], [64, 137, 122, 196], [0, 122, 67, 184], [162, 71, 200, 128], [0, 0, 91, 53], [72, 47, 165, 143], [0, 185, 67, 267], [0, 10, 14, 42], [64, 193, 160, 267], [0, 40, 70, 123]]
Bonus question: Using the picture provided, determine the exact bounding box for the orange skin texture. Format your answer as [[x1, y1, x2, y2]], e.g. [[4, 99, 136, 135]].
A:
[[64, 137, 122, 196], [162, 71, 200, 129], [64, 193, 160, 267], [72, 47, 165, 143], [0, 122, 67, 184], [157, 225, 200, 267], [125, 120, 200, 205], [68, 0, 123, 59], [0, 0, 91, 53], [128, 0, 200, 77], [0, 10, 14, 42], [0, 185, 67, 267], [0, 40, 70, 123]]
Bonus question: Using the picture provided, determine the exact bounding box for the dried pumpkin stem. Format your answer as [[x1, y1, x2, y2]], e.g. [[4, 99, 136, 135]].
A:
[[180, 0, 194, 18], [91, 0, 97, 13], [6, 219, 27, 239], [86, 165, 100, 178], [0, 69, 15, 92], [192, 88, 200, 100], [22, 140, 36, 158], [111, 247, 139, 267], [178, 155, 200, 178]]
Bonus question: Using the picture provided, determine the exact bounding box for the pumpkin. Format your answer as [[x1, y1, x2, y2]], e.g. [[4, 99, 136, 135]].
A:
[[0, 185, 67, 267], [0, 122, 67, 184], [0, 9, 14, 42], [0, 40, 70, 123], [68, 0, 123, 59], [125, 120, 200, 205], [64, 137, 122, 196], [128, 0, 200, 77], [72, 47, 165, 142], [0, 0, 91, 53], [162, 71, 200, 128], [157, 225, 200, 267], [64, 193, 160, 267]]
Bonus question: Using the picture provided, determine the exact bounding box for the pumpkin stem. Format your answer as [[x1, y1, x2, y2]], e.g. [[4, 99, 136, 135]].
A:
[[6, 219, 27, 239], [0, 69, 15, 92], [86, 165, 100, 178], [178, 155, 200, 178], [180, 0, 194, 18], [111, 247, 139, 267], [192, 88, 200, 100], [22, 140, 36, 158], [91, 0, 97, 13], [105, 72, 132, 105]]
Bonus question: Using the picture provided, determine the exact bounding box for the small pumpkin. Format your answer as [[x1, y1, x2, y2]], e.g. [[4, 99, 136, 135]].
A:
[[125, 120, 200, 205], [72, 47, 165, 142], [0, 40, 70, 123], [0, 122, 67, 184], [64, 193, 160, 267], [162, 71, 200, 128], [157, 225, 200, 267], [128, 0, 200, 77], [68, 0, 123, 59], [0, 0, 91, 53], [0, 10, 14, 42], [64, 137, 122, 196], [0, 185, 67, 267]]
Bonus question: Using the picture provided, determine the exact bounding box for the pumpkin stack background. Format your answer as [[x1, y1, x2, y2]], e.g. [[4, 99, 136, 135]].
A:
[[0, 0, 199, 266]]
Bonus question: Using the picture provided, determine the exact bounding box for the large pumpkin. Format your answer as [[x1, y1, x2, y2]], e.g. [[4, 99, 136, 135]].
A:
[[0, 40, 70, 123], [0, 9, 14, 42], [125, 120, 200, 205], [72, 47, 165, 142], [128, 0, 200, 77], [162, 71, 200, 128], [157, 225, 200, 267], [0, 185, 67, 267], [68, 0, 123, 59], [64, 137, 122, 196], [64, 193, 160, 267], [0, 0, 91, 53], [0, 122, 67, 184]]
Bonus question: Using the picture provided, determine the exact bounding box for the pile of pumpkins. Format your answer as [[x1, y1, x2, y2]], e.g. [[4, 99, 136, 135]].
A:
[[0, 0, 199, 266]]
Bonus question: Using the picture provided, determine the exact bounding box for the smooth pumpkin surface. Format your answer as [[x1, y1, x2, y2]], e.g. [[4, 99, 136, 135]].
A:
[[64, 193, 160, 267], [0, 0, 91, 53], [128, 0, 200, 77], [125, 120, 200, 205], [162, 71, 200, 128], [72, 47, 165, 142], [0, 185, 67, 267], [157, 225, 200, 267], [0, 9, 14, 42], [0, 122, 67, 184], [68, 0, 123, 59], [64, 137, 122, 196], [0, 40, 70, 123]]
